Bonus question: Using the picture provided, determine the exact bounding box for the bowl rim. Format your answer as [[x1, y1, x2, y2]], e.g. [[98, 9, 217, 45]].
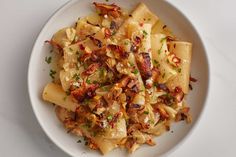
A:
[[27, 0, 210, 156]]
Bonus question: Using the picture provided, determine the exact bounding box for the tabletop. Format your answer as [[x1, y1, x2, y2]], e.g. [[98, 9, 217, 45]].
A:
[[0, 0, 235, 156]]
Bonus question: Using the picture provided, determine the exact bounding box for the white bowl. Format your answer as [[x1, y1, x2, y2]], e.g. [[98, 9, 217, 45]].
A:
[[28, 0, 209, 156]]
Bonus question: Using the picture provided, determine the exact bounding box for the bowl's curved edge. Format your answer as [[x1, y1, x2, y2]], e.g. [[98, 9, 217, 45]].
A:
[[158, 1, 211, 157], [27, 0, 211, 157], [27, 1, 79, 157]]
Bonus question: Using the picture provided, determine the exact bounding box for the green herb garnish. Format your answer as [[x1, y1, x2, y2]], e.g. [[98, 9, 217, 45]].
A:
[[102, 86, 110, 91], [72, 73, 80, 81], [49, 69, 56, 79], [158, 44, 164, 54], [177, 68, 182, 73], [144, 111, 149, 115], [66, 90, 71, 96], [107, 115, 113, 121], [69, 47, 73, 51], [124, 41, 129, 45], [153, 60, 160, 67], [160, 37, 166, 43], [86, 79, 91, 84], [133, 69, 139, 75], [142, 30, 148, 36], [45, 56, 52, 64]]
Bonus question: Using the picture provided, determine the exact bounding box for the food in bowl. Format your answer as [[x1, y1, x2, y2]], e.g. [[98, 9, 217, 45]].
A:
[[42, 2, 194, 155]]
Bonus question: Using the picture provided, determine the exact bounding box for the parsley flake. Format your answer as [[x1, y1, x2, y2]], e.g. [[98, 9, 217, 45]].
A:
[[133, 69, 139, 74], [160, 37, 166, 43], [142, 30, 148, 36], [86, 79, 91, 84], [73, 73, 80, 81], [107, 115, 113, 121], [49, 69, 56, 79], [45, 56, 52, 64]]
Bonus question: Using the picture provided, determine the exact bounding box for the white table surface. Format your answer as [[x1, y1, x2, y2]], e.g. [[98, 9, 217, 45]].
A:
[[0, 0, 235, 156]]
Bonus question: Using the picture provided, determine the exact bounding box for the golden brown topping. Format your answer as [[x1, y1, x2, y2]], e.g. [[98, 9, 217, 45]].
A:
[[104, 28, 112, 38], [82, 63, 101, 76], [93, 2, 122, 18], [71, 83, 99, 102], [107, 44, 129, 59]]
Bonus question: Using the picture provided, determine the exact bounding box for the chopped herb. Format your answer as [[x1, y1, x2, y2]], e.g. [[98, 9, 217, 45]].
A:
[[93, 131, 98, 137], [129, 62, 135, 67], [147, 18, 151, 21], [149, 120, 155, 124], [153, 82, 158, 87], [73, 73, 80, 81], [158, 44, 164, 54], [153, 60, 160, 67], [107, 115, 113, 121], [162, 73, 166, 79], [86, 79, 91, 84], [144, 111, 149, 115], [102, 86, 110, 91], [49, 69, 56, 79], [99, 67, 106, 77], [63, 96, 67, 101], [69, 47, 73, 51], [160, 37, 166, 43], [111, 31, 116, 36], [66, 90, 71, 96], [124, 41, 129, 45], [45, 56, 52, 64], [177, 68, 182, 73], [83, 99, 91, 105], [133, 69, 139, 75], [82, 123, 90, 129], [105, 0, 109, 2], [142, 30, 148, 36], [166, 59, 170, 63], [77, 140, 82, 143]]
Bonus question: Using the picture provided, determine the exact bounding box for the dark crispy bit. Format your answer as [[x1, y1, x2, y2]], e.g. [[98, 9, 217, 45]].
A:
[[155, 83, 169, 92], [86, 20, 100, 27], [136, 52, 152, 80], [107, 44, 129, 59], [71, 84, 99, 102], [110, 21, 117, 30], [89, 36, 102, 48], [172, 86, 184, 102]]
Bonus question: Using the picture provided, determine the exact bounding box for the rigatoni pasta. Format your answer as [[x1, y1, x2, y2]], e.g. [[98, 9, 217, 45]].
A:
[[42, 2, 193, 155]]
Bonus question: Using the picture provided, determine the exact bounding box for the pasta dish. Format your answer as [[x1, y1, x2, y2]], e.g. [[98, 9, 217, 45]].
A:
[[42, 2, 193, 154]]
